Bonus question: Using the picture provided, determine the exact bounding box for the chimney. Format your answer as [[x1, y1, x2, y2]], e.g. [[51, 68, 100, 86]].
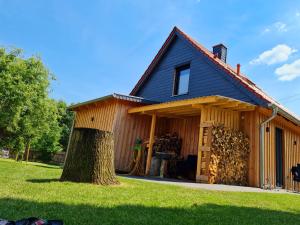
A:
[[237, 64, 241, 75], [213, 44, 227, 63]]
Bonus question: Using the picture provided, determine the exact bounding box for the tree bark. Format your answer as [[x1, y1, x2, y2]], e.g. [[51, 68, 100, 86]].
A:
[[25, 141, 31, 162], [60, 128, 119, 185]]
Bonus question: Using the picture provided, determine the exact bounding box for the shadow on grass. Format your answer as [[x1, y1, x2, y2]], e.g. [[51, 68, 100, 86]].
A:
[[26, 178, 60, 183], [0, 198, 299, 225]]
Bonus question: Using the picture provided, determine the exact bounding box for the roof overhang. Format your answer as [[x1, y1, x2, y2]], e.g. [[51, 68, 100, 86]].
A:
[[69, 93, 157, 110], [128, 95, 255, 117], [268, 103, 300, 126]]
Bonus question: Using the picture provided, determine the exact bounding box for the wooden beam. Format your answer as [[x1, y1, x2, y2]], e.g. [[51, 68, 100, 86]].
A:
[[236, 105, 256, 111], [221, 102, 241, 109], [128, 96, 219, 114], [196, 107, 207, 182], [210, 99, 230, 106], [145, 114, 157, 176], [192, 104, 204, 109]]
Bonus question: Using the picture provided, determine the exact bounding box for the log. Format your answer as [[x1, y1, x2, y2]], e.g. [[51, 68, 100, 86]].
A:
[[208, 124, 250, 185], [60, 128, 119, 185]]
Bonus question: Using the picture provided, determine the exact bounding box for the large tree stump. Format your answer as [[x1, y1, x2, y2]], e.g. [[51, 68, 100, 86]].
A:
[[60, 128, 119, 185]]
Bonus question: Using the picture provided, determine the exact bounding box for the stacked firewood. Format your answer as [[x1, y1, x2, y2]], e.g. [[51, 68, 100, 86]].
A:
[[209, 124, 250, 185], [153, 133, 182, 155]]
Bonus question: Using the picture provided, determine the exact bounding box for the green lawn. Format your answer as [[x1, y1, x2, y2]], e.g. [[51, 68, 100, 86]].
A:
[[0, 159, 300, 225]]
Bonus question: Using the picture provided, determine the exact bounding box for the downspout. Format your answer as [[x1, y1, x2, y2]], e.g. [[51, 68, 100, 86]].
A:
[[259, 104, 278, 188]]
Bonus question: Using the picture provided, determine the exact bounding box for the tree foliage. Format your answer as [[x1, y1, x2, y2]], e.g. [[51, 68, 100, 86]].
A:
[[0, 47, 73, 160]]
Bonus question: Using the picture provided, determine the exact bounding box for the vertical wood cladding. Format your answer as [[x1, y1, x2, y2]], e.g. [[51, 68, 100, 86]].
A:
[[243, 108, 300, 191], [74, 100, 300, 192], [74, 99, 117, 132], [74, 100, 152, 172], [159, 107, 241, 159]]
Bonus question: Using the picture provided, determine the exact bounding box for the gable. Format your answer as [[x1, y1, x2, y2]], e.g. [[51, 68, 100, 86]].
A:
[[134, 33, 267, 106]]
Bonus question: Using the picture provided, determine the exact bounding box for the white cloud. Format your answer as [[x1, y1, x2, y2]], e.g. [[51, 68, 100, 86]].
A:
[[296, 11, 300, 17], [262, 21, 288, 34], [273, 22, 288, 32], [275, 59, 300, 81], [250, 44, 297, 65], [263, 28, 271, 33]]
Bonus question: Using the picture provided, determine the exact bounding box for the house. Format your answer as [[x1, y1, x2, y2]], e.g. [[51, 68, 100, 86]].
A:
[[69, 27, 300, 191]]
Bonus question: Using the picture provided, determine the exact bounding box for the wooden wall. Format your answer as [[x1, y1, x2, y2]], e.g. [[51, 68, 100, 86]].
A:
[[74, 100, 300, 191], [74, 99, 152, 172], [201, 107, 241, 131], [74, 99, 117, 132], [243, 108, 300, 191], [159, 107, 241, 159], [112, 101, 152, 171], [167, 116, 200, 158]]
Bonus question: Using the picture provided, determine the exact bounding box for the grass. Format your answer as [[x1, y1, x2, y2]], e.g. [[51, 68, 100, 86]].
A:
[[0, 158, 300, 225]]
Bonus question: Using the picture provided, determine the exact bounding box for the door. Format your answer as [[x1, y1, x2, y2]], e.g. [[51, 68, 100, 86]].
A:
[[275, 128, 283, 187]]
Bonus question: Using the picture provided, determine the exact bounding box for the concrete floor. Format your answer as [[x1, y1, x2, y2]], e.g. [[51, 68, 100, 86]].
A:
[[122, 175, 296, 194]]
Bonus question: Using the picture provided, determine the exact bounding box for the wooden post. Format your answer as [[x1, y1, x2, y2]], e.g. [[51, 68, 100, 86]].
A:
[[145, 114, 157, 176], [196, 107, 207, 182]]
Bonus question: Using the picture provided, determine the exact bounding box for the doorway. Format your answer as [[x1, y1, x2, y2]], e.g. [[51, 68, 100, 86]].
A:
[[275, 128, 284, 187]]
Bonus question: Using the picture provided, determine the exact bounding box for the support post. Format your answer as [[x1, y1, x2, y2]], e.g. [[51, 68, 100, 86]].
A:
[[145, 114, 157, 176], [196, 107, 206, 182]]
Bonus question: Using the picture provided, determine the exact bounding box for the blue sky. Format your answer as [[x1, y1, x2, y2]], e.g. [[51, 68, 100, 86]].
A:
[[1, 0, 300, 114]]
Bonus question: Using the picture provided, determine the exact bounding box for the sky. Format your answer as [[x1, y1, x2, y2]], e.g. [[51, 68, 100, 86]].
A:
[[1, 0, 300, 114]]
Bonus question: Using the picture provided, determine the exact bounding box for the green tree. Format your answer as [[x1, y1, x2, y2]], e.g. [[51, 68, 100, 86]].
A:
[[0, 47, 62, 160], [56, 101, 74, 151]]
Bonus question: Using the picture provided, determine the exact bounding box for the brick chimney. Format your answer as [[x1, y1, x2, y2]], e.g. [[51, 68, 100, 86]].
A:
[[213, 44, 227, 63]]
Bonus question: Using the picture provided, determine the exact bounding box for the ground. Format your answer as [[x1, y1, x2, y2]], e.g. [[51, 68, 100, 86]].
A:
[[0, 159, 300, 225]]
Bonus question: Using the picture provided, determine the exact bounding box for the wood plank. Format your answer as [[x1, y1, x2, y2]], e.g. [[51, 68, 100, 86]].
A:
[[196, 108, 207, 182], [201, 146, 211, 152], [128, 96, 219, 114], [145, 114, 157, 176]]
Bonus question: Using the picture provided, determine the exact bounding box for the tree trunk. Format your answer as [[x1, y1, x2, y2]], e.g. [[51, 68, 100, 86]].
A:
[[25, 141, 31, 162], [60, 128, 119, 185]]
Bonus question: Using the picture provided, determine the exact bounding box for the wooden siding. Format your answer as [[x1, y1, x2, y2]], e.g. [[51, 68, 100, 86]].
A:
[[74, 100, 152, 172], [74, 99, 117, 132], [73, 99, 300, 191], [243, 108, 300, 191], [112, 101, 152, 171], [159, 107, 241, 159], [135, 34, 266, 106], [167, 116, 200, 157]]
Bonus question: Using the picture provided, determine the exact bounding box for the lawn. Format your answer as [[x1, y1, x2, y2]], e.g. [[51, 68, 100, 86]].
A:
[[0, 159, 300, 225]]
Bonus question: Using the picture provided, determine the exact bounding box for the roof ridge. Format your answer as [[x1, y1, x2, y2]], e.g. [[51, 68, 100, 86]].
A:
[[130, 26, 300, 122]]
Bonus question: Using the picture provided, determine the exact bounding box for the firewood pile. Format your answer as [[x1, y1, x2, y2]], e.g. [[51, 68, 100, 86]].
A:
[[209, 124, 250, 185], [153, 133, 182, 156]]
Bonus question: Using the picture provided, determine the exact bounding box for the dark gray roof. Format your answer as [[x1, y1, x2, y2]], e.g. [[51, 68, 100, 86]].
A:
[[69, 93, 158, 110]]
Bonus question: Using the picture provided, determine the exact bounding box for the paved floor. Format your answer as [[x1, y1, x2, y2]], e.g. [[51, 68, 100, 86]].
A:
[[121, 175, 296, 194]]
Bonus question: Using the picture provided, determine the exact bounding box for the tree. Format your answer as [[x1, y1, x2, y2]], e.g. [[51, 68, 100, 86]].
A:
[[0, 47, 58, 159], [61, 128, 119, 185], [30, 99, 64, 161], [56, 101, 74, 151]]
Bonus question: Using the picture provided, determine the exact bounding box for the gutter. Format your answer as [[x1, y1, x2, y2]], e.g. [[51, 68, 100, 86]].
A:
[[259, 104, 278, 189]]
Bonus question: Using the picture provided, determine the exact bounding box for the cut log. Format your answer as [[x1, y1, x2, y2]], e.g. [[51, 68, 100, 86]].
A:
[[208, 124, 250, 185], [60, 128, 119, 185]]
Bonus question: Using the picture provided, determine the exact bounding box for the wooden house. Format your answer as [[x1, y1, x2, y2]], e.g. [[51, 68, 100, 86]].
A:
[[69, 27, 300, 191]]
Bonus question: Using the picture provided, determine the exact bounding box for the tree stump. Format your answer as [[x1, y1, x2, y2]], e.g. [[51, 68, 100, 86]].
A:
[[60, 128, 119, 185]]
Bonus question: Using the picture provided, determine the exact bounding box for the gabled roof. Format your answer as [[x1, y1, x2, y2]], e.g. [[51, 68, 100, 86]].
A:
[[69, 93, 157, 110], [130, 26, 300, 125]]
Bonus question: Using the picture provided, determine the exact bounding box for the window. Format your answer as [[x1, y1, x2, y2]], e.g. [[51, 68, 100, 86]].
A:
[[173, 65, 190, 95]]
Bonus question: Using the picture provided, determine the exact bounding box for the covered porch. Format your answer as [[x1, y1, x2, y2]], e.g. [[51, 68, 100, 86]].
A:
[[128, 95, 256, 183]]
